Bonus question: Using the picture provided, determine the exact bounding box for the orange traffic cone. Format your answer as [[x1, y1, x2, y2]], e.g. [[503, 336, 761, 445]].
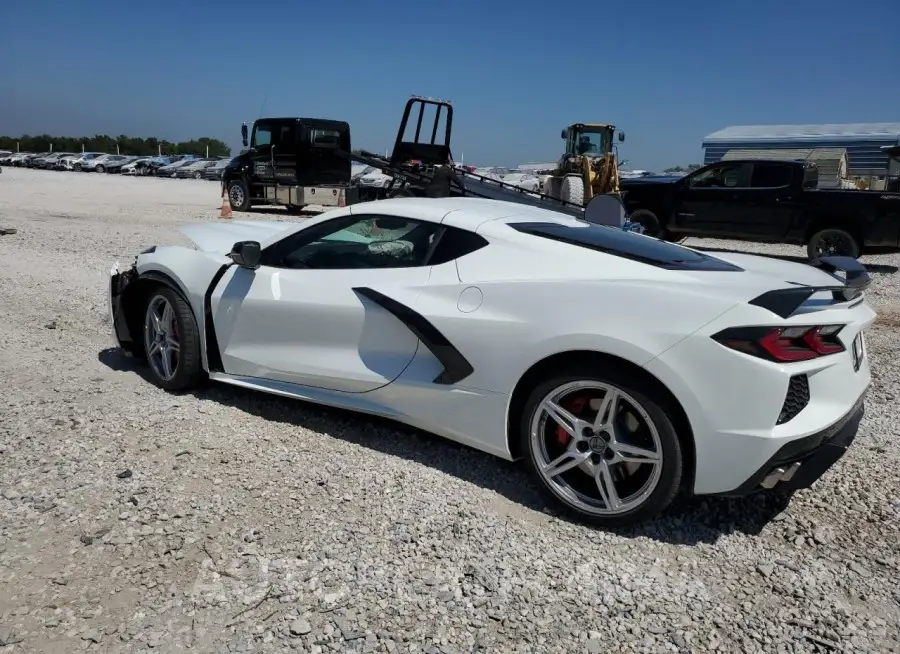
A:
[[220, 189, 233, 219]]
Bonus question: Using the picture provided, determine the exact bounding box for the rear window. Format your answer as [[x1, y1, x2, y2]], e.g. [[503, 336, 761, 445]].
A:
[[509, 221, 743, 271]]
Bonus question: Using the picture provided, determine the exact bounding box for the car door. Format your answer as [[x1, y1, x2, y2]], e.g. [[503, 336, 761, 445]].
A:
[[734, 162, 799, 238], [249, 120, 276, 184], [272, 121, 298, 185], [672, 162, 751, 237], [209, 212, 443, 393]]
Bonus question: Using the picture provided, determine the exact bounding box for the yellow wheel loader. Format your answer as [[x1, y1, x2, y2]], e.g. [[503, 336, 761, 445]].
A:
[[542, 123, 624, 205]]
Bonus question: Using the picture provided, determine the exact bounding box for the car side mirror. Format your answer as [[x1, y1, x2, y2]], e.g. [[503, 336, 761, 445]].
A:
[[560, 128, 568, 140], [241, 123, 249, 148], [618, 131, 625, 142], [229, 240, 261, 269]]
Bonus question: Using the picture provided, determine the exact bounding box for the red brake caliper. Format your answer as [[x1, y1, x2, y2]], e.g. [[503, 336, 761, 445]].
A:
[[556, 396, 589, 446]]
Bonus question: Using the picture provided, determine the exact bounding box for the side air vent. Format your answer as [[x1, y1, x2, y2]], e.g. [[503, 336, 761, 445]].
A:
[[777, 374, 810, 425]]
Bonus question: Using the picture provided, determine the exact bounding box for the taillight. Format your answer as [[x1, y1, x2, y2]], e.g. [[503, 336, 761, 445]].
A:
[[712, 325, 845, 363]]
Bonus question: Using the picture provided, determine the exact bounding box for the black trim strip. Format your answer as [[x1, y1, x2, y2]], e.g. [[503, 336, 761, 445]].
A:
[[352, 287, 474, 385], [203, 264, 232, 373]]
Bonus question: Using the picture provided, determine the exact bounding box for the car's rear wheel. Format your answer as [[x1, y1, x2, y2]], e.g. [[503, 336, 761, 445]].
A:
[[807, 227, 860, 260], [142, 287, 205, 391], [96, 165, 105, 173], [520, 367, 683, 526]]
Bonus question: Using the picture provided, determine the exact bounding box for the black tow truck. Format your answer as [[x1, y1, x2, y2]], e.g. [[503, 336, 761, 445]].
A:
[[222, 96, 589, 218], [620, 159, 900, 260]]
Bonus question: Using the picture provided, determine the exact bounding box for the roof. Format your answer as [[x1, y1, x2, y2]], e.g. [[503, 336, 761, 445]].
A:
[[703, 123, 900, 144], [721, 147, 847, 161]]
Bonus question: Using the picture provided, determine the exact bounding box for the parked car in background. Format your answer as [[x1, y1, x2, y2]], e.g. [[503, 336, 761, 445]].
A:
[[24, 153, 51, 167], [37, 153, 74, 169], [122, 157, 169, 176], [202, 158, 235, 181], [81, 154, 128, 172], [104, 156, 139, 173], [61, 152, 106, 171], [620, 158, 900, 260], [175, 158, 219, 179], [155, 158, 202, 178], [501, 172, 541, 193]]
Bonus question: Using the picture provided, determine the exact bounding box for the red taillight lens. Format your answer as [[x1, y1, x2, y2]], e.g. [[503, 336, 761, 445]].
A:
[[713, 325, 845, 363]]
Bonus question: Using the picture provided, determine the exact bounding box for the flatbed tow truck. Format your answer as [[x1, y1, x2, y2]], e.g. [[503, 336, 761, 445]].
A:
[[222, 96, 592, 219]]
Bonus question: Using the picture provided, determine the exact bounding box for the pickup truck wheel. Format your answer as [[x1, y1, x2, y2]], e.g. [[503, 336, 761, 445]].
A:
[[228, 180, 251, 211], [629, 210, 663, 237], [807, 228, 860, 260]]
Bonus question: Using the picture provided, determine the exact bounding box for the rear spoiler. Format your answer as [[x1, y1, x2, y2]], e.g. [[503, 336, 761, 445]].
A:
[[748, 256, 871, 319]]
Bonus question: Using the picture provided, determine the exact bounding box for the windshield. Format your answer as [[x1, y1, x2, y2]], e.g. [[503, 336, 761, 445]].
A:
[[572, 130, 609, 155]]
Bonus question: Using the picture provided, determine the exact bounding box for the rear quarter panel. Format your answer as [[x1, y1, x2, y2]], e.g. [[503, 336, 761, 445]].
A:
[[446, 237, 741, 395]]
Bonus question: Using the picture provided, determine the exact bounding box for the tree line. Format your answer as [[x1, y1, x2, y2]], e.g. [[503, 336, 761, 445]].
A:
[[0, 134, 231, 158]]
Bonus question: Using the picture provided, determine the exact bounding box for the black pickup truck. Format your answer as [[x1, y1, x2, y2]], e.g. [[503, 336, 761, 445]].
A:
[[620, 159, 900, 259]]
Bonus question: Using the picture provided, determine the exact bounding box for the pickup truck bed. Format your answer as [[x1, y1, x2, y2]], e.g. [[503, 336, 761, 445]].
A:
[[621, 159, 900, 260]]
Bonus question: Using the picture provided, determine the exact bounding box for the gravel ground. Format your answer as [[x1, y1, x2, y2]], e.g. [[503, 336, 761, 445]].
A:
[[1, 167, 899, 653]]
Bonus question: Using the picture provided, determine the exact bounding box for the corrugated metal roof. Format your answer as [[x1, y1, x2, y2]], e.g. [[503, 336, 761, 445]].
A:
[[704, 123, 900, 143]]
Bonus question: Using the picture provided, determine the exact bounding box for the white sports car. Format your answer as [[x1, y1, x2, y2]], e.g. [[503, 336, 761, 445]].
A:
[[108, 197, 874, 525]]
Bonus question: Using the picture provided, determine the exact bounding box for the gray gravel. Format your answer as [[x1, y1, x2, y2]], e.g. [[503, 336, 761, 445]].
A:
[[1, 167, 899, 653]]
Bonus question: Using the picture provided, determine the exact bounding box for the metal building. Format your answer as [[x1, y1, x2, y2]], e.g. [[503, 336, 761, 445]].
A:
[[702, 123, 900, 184]]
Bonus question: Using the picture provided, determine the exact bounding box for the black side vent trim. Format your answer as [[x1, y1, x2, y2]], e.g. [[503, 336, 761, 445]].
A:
[[777, 374, 810, 425], [203, 264, 232, 373], [352, 287, 474, 385]]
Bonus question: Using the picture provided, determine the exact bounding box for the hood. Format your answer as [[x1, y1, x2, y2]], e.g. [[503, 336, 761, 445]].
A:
[[180, 220, 295, 254]]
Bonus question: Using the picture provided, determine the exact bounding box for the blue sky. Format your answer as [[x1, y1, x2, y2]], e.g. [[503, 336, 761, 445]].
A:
[[2, 0, 898, 170]]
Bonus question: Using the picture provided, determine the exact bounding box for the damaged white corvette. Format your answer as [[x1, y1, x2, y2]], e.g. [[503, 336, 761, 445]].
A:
[[109, 197, 874, 525]]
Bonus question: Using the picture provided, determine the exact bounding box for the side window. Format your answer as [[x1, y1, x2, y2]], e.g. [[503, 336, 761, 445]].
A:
[[266, 214, 441, 270], [309, 128, 341, 148], [252, 123, 272, 148], [751, 163, 793, 188], [429, 228, 489, 265], [275, 124, 295, 151], [688, 163, 744, 188]]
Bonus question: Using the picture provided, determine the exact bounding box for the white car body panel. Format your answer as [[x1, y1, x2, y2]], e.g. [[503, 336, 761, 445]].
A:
[[110, 197, 875, 498]]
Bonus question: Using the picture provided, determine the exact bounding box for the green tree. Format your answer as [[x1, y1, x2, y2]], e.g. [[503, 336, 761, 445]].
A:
[[0, 133, 230, 157]]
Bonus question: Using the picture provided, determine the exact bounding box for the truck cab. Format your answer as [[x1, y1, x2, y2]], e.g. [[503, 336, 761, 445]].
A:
[[223, 117, 357, 212]]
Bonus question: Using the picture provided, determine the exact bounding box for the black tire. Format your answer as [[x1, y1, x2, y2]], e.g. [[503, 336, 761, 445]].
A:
[[141, 286, 205, 392], [96, 165, 105, 173], [519, 364, 683, 526], [228, 179, 251, 211], [629, 209, 666, 239], [807, 227, 860, 260], [193, 171, 202, 179]]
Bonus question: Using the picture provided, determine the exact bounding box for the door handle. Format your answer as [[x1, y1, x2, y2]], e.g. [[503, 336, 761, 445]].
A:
[[775, 197, 793, 203]]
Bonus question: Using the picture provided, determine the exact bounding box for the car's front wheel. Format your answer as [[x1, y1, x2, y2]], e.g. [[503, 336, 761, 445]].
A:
[[142, 287, 205, 391], [520, 366, 683, 526]]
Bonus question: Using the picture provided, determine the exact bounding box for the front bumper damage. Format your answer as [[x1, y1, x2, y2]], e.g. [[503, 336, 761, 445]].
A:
[[109, 261, 138, 353], [717, 393, 866, 497]]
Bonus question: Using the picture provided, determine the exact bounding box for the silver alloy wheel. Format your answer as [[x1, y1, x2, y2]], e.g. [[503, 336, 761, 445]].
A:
[[530, 380, 663, 516], [229, 183, 245, 208], [143, 295, 180, 382]]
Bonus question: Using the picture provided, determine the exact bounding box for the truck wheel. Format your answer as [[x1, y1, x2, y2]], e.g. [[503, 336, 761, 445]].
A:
[[228, 180, 251, 211], [543, 178, 561, 200], [807, 228, 860, 260], [560, 176, 585, 206], [629, 210, 664, 237]]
